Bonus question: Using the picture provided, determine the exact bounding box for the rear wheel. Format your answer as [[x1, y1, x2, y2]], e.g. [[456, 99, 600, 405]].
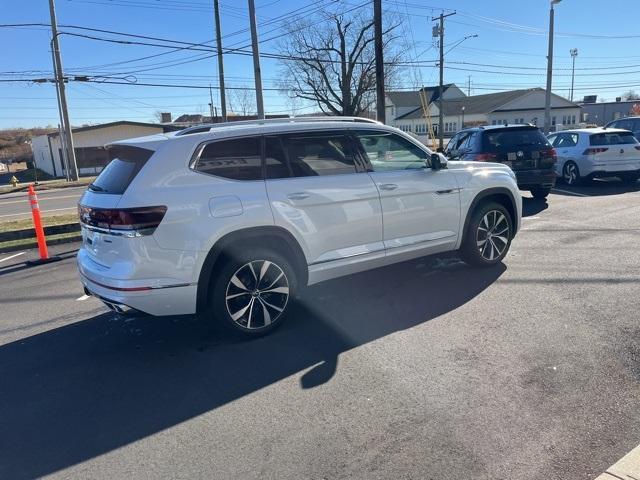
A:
[[619, 172, 640, 184], [460, 202, 513, 267], [562, 161, 581, 185], [530, 187, 551, 199], [210, 248, 297, 337]]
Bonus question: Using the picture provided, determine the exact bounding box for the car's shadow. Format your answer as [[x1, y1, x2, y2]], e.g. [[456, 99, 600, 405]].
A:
[[521, 196, 549, 216], [0, 255, 505, 479], [553, 178, 640, 197]]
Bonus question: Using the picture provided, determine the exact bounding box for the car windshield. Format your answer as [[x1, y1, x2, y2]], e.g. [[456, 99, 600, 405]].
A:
[[590, 131, 638, 145], [482, 128, 551, 151]]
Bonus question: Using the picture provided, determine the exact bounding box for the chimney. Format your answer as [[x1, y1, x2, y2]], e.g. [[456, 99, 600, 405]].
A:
[[160, 112, 172, 123]]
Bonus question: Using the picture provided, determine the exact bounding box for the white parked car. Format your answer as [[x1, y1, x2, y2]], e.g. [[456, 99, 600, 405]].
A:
[[547, 128, 640, 185], [77, 117, 521, 336]]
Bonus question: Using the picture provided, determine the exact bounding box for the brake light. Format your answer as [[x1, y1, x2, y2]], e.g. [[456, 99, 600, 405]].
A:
[[583, 147, 608, 155], [78, 205, 167, 235], [543, 148, 557, 161], [472, 153, 497, 161]]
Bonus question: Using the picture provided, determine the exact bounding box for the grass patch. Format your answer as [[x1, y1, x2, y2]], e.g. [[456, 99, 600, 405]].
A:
[[0, 213, 78, 233], [0, 176, 96, 195], [0, 231, 82, 252]]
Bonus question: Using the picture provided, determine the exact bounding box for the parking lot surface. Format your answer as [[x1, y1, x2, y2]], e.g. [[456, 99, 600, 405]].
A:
[[1, 181, 639, 480]]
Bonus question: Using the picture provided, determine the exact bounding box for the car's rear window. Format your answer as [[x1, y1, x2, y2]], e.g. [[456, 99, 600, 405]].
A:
[[482, 128, 551, 152], [89, 145, 154, 194], [590, 131, 638, 146]]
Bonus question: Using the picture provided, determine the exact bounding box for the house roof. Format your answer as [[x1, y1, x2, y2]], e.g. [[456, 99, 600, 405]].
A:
[[47, 121, 180, 138], [394, 88, 580, 120], [386, 84, 455, 109]]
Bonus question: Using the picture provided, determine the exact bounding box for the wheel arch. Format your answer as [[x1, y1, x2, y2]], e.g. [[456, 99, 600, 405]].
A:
[[462, 187, 519, 241], [196, 226, 308, 314]]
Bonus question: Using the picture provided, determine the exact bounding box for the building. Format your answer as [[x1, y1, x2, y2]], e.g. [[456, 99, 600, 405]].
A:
[[31, 121, 180, 178], [578, 96, 640, 125], [386, 85, 582, 144]]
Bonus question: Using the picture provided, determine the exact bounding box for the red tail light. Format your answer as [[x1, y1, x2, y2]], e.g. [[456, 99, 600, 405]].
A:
[[583, 147, 608, 155], [472, 153, 498, 161], [78, 205, 167, 235], [543, 148, 557, 161]]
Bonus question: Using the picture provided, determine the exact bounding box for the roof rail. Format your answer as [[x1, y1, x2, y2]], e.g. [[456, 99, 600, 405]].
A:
[[175, 116, 380, 136]]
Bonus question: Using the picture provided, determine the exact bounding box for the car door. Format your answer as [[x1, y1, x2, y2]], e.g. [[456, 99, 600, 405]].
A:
[[353, 129, 461, 258], [264, 130, 384, 267]]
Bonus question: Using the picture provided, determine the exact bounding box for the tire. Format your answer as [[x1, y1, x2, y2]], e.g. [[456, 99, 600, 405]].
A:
[[210, 247, 297, 337], [619, 172, 640, 184], [530, 187, 551, 199], [562, 161, 581, 185], [460, 201, 513, 268]]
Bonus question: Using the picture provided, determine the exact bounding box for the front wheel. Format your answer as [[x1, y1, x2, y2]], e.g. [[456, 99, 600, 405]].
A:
[[530, 187, 551, 199], [210, 248, 297, 337], [562, 161, 581, 185], [460, 202, 513, 267]]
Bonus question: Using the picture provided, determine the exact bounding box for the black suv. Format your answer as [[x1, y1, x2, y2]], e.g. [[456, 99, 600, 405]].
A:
[[443, 125, 557, 199]]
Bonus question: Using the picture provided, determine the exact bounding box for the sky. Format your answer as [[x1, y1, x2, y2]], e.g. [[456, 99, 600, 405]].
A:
[[2, 0, 640, 129]]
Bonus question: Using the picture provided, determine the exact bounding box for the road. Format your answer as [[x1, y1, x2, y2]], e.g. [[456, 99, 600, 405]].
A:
[[1, 181, 640, 480], [0, 186, 86, 220]]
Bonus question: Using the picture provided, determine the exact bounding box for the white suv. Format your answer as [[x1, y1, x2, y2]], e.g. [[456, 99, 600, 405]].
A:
[[77, 117, 521, 336]]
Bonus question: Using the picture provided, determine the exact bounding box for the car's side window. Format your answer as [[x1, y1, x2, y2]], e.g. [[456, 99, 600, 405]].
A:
[[555, 133, 578, 148], [445, 134, 460, 156], [547, 134, 558, 146], [194, 137, 262, 180], [264, 136, 291, 179], [276, 132, 358, 177], [354, 130, 428, 172]]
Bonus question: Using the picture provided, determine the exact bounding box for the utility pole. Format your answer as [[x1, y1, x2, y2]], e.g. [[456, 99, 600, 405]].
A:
[[374, 0, 385, 123], [544, 0, 562, 134], [436, 11, 456, 150], [48, 0, 78, 181], [467, 75, 471, 96], [570, 48, 578, 102], [208, 84, 215, 121], [247, 0, 265, 119], [50, 47, 69, 180], [213, 0, 227, 122]]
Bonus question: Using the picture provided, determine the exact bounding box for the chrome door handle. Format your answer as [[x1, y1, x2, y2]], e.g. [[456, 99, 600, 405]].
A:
[[287, 192, 310, 200], [378, 183, 398, 191]]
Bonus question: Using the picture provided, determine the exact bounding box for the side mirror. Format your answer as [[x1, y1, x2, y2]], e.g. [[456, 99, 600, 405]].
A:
[[430, 153, 448, 170]]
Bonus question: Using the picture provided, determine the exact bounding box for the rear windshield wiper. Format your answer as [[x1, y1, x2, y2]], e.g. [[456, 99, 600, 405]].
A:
[[88, 183, 106, 192]]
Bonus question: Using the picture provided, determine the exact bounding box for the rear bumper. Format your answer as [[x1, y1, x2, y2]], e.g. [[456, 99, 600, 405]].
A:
[[77, 249, 197, 316], [514, 168, 556, 189], [586, 168, 640, 179]]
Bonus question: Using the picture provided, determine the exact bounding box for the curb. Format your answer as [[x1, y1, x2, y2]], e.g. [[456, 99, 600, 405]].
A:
[[0, 233, 82, 254], [594, 443, 640, 479], [0, 223, 80, 242]]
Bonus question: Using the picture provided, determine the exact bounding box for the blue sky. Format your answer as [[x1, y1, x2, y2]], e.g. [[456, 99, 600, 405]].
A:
[[2, 0, 639, 128]]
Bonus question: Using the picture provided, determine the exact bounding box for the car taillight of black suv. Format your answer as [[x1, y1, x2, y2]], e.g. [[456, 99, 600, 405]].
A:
[[444, 124, 557, 199]]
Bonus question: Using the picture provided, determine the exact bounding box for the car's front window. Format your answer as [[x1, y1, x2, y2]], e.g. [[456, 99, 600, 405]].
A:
[[355, 131, 427, 171]]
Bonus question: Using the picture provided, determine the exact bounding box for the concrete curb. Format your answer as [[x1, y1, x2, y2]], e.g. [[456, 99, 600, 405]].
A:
[[0, 223, 80, 242], [594, 443, 640, 480], [0, 233, 82, 254]]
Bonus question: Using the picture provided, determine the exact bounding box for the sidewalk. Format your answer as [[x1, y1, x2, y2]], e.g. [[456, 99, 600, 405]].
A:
[[595, 444, 640, 480]]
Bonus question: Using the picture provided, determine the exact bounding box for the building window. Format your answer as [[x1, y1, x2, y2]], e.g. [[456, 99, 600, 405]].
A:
[[552, 116, 556, 125], [571, 115, 576, 124]]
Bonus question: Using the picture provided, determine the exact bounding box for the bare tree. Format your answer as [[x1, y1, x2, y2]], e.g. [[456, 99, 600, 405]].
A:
[[277, 9, 402, 116], [229, 88, 257, 116], [622, 90, 640, 101]]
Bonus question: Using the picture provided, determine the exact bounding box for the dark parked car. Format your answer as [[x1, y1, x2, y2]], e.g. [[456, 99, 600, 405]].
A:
[[606, 116, 640, 141], [443, 124, 557, 199]]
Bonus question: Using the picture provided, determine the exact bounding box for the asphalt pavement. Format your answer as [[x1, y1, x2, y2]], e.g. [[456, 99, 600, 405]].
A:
[[1, 180, 640, 480], [0, 186, 86, 220]]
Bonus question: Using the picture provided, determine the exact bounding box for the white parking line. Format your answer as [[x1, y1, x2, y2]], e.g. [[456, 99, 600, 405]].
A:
[[552, 188, 590, 197], [75, 294, 90, 301], [0, 252, 25, 263]]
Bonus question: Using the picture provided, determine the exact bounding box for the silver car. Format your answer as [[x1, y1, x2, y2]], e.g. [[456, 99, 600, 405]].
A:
[[547, 128, 640, 185]]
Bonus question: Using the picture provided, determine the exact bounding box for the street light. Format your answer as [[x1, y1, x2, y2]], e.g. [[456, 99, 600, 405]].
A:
[[544, 0, 561, 135], [570, 48, 578, 102]]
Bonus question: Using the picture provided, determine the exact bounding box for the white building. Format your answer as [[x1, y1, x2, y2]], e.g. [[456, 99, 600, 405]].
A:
[[386, 85, 582, 144], [31, 121, 179, 178]]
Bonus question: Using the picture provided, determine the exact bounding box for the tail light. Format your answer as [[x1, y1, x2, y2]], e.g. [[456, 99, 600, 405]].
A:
[[471, 153, 498, 161], [540, 148, 557, 167], [78, 205, 167, 236], [583, 147, 608, 155]]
